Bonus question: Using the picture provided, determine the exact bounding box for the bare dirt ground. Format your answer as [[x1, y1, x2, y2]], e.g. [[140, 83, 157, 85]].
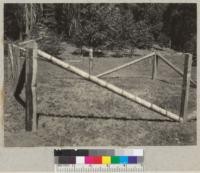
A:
[[4, 43, 196, 146]]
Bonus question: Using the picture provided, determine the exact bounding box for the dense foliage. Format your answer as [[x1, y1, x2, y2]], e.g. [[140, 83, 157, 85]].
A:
[[4, 4, 42, 40], [4, 3, 197, 56], [4, 4, 25, 40], [163, 4, 197, 55]]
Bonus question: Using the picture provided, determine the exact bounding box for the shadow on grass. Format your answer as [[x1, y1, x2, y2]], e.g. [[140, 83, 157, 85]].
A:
[[37, 112, 175, 122]]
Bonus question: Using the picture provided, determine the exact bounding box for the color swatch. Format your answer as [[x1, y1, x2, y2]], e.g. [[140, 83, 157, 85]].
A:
[[54, 149, 143, 165]]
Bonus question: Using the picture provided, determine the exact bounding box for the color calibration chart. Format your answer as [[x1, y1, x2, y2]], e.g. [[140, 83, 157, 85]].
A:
[[54, 149, 144, 172]]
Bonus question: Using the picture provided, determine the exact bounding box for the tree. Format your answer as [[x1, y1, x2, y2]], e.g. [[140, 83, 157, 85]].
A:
[[71, 4, 122, 49], [55, 4, 81, 37], [163, 3, 197, 54], [4, 4, 25, 40], [4, 4, 42, 41], [70, 4, 156, 49]]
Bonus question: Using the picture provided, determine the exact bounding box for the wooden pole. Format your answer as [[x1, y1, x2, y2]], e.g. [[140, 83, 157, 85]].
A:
[[180, 54, 192, 121], [157, 52, 196, 87], [13, 44, 26, 51], [25, 4, 29, 38], [152, 53, 158, 80], [97, 52, 155, 78], [89, 56, 90, 74], [25, 42, 38, 131], [8, 44, 14, 79], [38, 49, 182, 122], [18, 37, 43, 46], [89, 48, 93, 74], [12, 45, 21, 92], [30, 4, 33, 31]]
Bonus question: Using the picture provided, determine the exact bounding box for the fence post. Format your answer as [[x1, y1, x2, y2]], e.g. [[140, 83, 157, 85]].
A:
[[180, 53, 192, 122], [152, 53, 158, 80], [25, 42, 38, 131], [12, 45, 21, 92], [8, 44, 14, 79], [89, 48, 93, 74]]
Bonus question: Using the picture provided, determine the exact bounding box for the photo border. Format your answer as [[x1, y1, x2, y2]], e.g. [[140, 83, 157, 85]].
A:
[[0, 1, 199, 171]]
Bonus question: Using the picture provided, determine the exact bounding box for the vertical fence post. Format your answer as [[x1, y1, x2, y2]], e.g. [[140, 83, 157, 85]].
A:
[[25, 42, 38, 131], [89, 57, 90, 74], [12, 45, 21, 92], [8, 44, 14, 79], [152, 53, 158, 80], [180, 53, 192, 122], [89, 48, 93, 74]]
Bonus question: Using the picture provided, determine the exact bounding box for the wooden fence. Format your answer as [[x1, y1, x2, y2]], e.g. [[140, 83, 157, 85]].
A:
[[7, 41, 196, 131]]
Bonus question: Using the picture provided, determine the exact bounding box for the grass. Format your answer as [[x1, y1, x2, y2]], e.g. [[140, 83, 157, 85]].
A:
[[4, 47, 197, 146]]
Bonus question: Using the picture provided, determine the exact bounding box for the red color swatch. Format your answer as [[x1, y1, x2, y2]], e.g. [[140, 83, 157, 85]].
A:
[[85, 156, 102, 164], [93, 156, 102, 164]]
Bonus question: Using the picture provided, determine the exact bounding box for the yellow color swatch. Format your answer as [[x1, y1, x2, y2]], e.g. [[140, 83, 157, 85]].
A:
[[102, 156, 111, 164]]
